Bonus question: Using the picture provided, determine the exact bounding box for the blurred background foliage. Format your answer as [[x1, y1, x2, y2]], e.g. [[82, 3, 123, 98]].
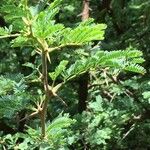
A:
[[0, 0, 150, 149]]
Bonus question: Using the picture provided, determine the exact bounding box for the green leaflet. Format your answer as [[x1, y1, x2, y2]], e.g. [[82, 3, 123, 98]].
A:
[[48, 0, 63, 10], [124, 64, 146, 74], [0, 27, 9, 36], [49, 60, 68, 81], [32, 17, 106, 45], [46, 116, 75, 132], [0, 76, 15, 95], [11, 36, 29, 47], [0, 75, 29, 118]]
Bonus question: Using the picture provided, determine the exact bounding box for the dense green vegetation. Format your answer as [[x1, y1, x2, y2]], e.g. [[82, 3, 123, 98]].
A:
[[0, 0, 149, 149]]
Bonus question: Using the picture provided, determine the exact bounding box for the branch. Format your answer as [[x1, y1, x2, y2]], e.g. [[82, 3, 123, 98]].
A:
[[19, 111, 39, 122], [48, 43, 82, 53], [40, 50, 52, 138], [0, 33, 20, 39], [120, 123, 136, 141]]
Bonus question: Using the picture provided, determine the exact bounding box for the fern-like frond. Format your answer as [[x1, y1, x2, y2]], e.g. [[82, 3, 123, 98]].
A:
[[31, 0, 64, 39], [62, 50, 146, 81], [124, 64, 146, 74], [32, 20, 64, 39], [130, 58, 145, 64], [0, 2, 25, 31], [125, 50, 143, 58], [60, 23, 106, 45]]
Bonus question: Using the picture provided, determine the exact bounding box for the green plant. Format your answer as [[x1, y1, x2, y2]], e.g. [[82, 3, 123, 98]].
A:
[[0, 0, 146, 148]]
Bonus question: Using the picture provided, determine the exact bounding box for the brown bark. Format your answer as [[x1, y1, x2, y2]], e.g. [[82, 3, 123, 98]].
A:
[[98, 0, 125, 35], [40, 50, 53, 138], [82, 0, 90, 20], [39, 50, 52, 138], [78, 0, 90, 113], [0, 120, 15, 134], [78, 73, 89, 113], [40, 51, 48, 137], [101, 0, 111, 10]]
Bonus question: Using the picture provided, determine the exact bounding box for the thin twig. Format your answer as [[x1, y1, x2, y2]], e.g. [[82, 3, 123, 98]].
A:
[[0, 33, 20, 39], [120, 123, 136, 142], [19, 111, 39, 122], [48, 43, 82, 53]]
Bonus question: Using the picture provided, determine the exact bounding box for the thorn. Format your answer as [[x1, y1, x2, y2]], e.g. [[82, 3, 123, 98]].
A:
[[56, 95, 68, 107], [47, 52, 51, 63], [19, 111, 39, 122]]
